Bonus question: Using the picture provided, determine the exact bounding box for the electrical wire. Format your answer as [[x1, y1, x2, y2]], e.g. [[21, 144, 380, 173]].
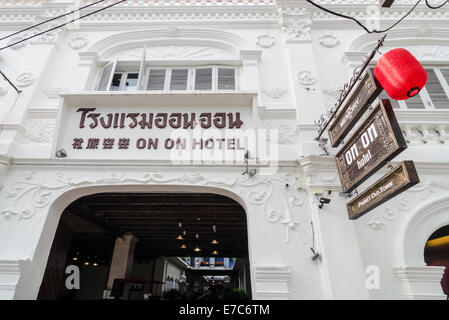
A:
[[305, 0, 422, 34], [425, 0, 448, 9], [0, 0, 106, 42], [0, 0, 126, 51]]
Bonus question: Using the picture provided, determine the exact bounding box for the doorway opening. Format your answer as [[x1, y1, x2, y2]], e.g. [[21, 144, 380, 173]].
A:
[[425, 224, 449, 298], [37, 192, 251, 300]]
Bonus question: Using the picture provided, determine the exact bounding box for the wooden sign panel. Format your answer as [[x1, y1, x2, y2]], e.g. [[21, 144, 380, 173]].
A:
[[328, 69, 383, 148], [380, 0, 395, 8], [335, 99, 407, 193], [347, 161, 419, 220]]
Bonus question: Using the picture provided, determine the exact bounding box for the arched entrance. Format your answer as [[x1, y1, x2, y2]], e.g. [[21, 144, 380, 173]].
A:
[[425, 225, 449, 298], [37, 192, 251, 300]]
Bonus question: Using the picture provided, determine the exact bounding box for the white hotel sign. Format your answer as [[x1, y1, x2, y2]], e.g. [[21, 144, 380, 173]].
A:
[[53, 93, 272, 164]]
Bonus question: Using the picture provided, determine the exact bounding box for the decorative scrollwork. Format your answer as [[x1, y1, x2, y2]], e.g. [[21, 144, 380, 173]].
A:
[[315, 34, 387, 141]]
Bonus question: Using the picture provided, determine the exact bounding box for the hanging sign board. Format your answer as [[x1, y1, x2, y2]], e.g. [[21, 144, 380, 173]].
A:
[[328, 69, 383, 148], [335, 99, 407, 193], [346, 161, 419, 219]]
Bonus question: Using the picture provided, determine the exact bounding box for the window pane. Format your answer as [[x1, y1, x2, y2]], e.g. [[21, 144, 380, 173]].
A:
[[110, 73, 122, 91], [97, 62, 115, 91], [147, 69, 166, 90], [124, 73, 139, 91], [218, 68, 235, 90], [378, 91, 400, 109], [426, 69, 449, 109], [170, 69, 188, 90], [195, 68, 212, 90]]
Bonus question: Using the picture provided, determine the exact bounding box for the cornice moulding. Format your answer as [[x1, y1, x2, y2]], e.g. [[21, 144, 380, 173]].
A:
[[9, 158, 299, 170], [258, 107, 297, 119], [396, 110, 449, 124]]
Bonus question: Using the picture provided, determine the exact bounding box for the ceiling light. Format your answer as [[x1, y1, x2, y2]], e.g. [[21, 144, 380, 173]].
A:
[[195, 233, 199, 239], [213, 225, 216, 232], [84, 261, 90, 266], [178, 222, 182, 228], [72, 257, 78, 261], [93, 262, 98, 267], [180, 244, 187, 249], [211, 239, 219, 245], [194, 246, 201, 252], [212, 250, 219, 255], [176, 235, 184, 240]]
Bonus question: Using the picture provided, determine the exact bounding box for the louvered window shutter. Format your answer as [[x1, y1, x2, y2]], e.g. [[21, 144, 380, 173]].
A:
[[195, 68, 212, 90], [426, 69, 449, 109], [147, 69, 166, 90], [441, 69, 449, 83], [217, 68, 235, 90], [404, 93, 426, 109], [170, 69, 188, 90], [96, 60, 116, 91], [379, 91, 400, 109]]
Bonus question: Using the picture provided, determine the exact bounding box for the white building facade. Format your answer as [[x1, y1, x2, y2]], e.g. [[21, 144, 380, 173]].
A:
[[0, 0, 448, 300]]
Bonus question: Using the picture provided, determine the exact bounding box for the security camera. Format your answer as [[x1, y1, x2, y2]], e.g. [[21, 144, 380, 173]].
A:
[[318, 197, 331, 209]]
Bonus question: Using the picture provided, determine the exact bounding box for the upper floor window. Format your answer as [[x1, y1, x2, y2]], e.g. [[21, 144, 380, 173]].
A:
[[96, 61, 238, 92], [379, 67, 449, 110]]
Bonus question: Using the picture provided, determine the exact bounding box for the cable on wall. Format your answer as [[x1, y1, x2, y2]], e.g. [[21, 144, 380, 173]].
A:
[[0, 0, 106, 42], [0, 0, 126, 51], [425, 0, 448, 9], [304, 0, 423, 34]]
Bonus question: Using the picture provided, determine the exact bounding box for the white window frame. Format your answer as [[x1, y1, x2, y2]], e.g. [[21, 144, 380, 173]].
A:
[[97, 61, 240, 92], [142, 65, 239, 92], [96, 60, 117, 91], [110, 71, 140, 91], [397, 66, 449, 110]]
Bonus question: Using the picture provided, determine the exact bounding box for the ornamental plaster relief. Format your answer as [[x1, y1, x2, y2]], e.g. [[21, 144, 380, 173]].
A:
[[0, 170, 312, 247], [108, 45, 234, 61], [69, 34, 88, 50], [256, 34, 275, 49], [0, 78, 8, 97], [281, 14, 312, 43], [15, 73, 35, 87], [23, 119, 56, 144], [296, 70, 317, 87], [401, 124, 449, 145], [318, 32, 340, 48], [362, 179, 449, 230], [263, 86, 287, 100]]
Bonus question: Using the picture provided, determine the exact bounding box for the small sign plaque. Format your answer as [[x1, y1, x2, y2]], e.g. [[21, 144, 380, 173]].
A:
[[328, 69, 383, 148], [346, 161, 420, 219], [335, 99, 407, 193]]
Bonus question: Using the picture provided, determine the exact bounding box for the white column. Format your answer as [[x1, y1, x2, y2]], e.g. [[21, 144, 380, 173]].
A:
[[107, 234, 138, 291]]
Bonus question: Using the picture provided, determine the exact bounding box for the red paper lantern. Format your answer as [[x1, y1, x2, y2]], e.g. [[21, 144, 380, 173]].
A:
[[374, 48, 427, 100]]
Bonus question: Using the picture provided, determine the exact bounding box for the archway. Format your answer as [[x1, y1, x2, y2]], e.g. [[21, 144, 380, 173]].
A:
[[424, 225, 449, 298], [37, 191, 251, 300], [394, 196, 449, 299]]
